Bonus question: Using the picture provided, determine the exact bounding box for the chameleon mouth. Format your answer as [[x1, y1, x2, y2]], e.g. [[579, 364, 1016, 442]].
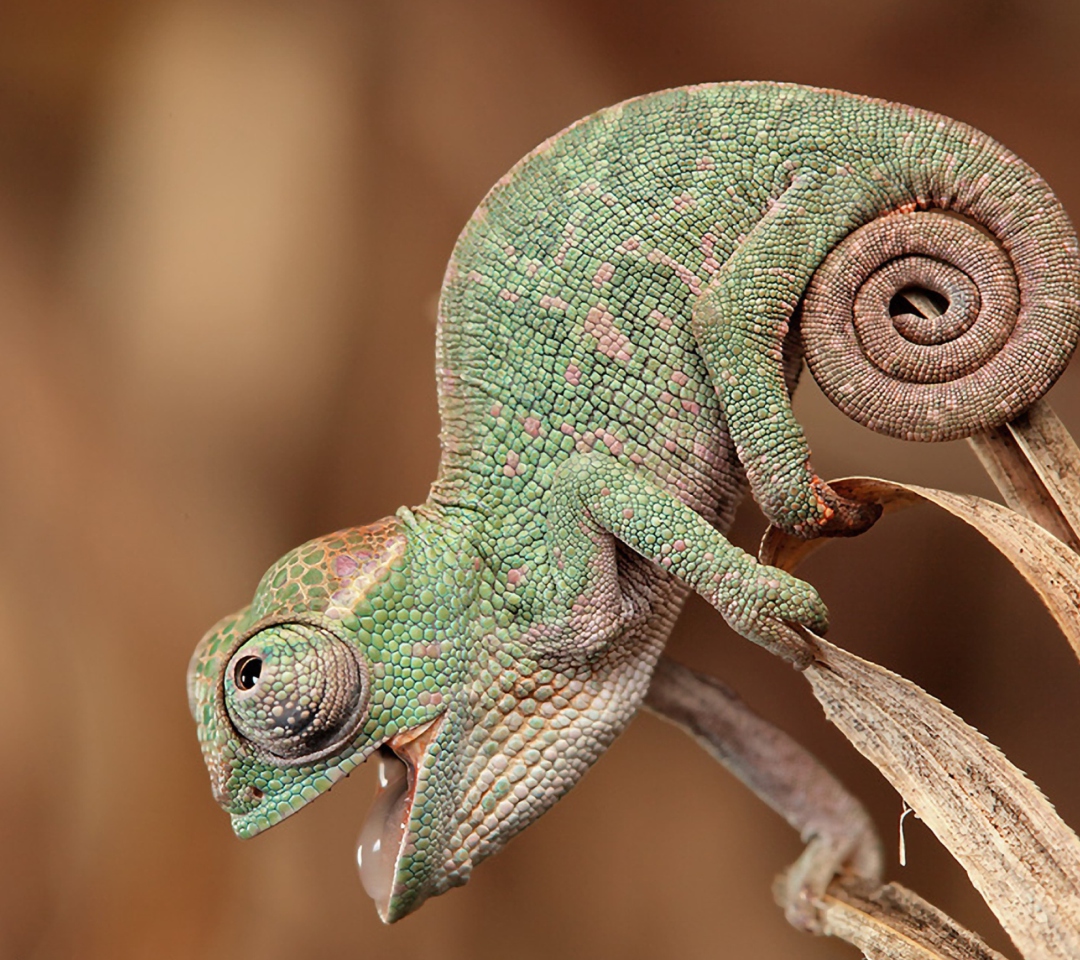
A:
[[356, 715, 444, 921]]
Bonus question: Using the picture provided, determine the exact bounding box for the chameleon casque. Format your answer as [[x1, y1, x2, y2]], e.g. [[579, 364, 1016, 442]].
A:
[[189, 82, 1080, 923]]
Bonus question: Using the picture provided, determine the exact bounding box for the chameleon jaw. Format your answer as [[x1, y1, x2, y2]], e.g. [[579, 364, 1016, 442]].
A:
[[356, 714, 446, 922]]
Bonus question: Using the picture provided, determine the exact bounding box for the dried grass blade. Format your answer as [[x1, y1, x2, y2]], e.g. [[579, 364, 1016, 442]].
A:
[[798, 636, 1080, 960], [819, 880, 1009, 960], [968, 400, 1080, 552]]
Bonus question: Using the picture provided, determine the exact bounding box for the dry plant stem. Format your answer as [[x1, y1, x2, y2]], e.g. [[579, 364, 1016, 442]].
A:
[[819, 880, 1008, 960], [801, 636, 1080, 960], [646, 658, 1007, 958], [968, 400, 1080, 552]]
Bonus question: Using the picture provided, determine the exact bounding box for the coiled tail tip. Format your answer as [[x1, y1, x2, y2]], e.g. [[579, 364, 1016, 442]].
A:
[[802, 200, 1080, 442]]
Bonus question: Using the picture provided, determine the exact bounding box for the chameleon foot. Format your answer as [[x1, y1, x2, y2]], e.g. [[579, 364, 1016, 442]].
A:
[[774, 825, 883, 933], [810, 476, 883, 539]]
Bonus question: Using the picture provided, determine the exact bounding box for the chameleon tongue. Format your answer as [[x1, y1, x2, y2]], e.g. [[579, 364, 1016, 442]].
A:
[[356, 748, 410, 919], [355, 716, 443, 921]]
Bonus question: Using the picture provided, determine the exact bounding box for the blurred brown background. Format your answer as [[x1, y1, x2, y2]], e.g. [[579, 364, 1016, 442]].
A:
[[4, 1, 1080, 957]]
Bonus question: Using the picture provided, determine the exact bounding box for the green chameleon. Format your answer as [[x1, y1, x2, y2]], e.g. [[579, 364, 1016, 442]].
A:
[[189, 82, 1080, 922]]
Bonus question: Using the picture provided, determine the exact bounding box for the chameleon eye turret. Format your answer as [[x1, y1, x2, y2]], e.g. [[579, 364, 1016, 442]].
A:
[[223, 623, 369, 762]]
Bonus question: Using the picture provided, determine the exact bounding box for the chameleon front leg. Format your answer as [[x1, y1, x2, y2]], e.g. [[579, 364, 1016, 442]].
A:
[[645, 656, 883, 932], [692, 171, 884, 539], [540, 452, 828, 665]]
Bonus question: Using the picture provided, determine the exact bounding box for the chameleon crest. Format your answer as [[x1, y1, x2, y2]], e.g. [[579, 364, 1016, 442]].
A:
[[190, 82, 1079, 921]]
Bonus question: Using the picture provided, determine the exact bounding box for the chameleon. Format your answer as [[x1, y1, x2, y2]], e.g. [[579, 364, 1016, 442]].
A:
[[188, 82, 1080, 923]]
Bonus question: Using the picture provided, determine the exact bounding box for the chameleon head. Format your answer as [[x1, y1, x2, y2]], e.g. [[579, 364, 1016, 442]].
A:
[[190, 511, 659, 921], [188, 514, 475, 922]]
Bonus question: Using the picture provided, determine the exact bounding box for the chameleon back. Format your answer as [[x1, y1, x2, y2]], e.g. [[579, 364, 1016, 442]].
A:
[[433, 82, 1078, 543]]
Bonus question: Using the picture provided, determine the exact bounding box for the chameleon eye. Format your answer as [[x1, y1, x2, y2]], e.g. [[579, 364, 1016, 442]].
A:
[[224, 623, 368, 762], [233, 655, 262, 691]]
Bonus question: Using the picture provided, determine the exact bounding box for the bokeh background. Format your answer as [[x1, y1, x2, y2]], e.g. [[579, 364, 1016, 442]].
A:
[[5, 1, 1080, 957]]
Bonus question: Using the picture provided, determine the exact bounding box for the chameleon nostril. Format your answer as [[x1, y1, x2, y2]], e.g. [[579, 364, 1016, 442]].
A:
[[234, 655, 262, 691]]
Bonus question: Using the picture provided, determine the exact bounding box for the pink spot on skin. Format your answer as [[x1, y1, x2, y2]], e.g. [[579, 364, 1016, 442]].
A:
[[696, 155, 715, 171], [622, 508, 634, 519], [646, 250, 702, 295], [629, 453, 644, 465], [503, 450, 521, 477], [616, 237, 641, 253], [554, 223, 577, 266], [659, 391, 673, 405], [333, 555, 358, 577], [504, 244, 517, 257], [473, 558, 482, 571], [600, 487, 610, 497], [525, 262, 539, 277], [700, 233, 721, 275], [649, 309, 674, 331], [601, 432, 623, 456], [584, 305, 634, 361], [507, 568, 526, 585], [693, 440, 718, 466], [673, 540, 687, 552], [523, 417, 541, 438], [672, 370, 689, 386], [600, 193, 617, 206], [467, 270, 483, 283], [565, 363, 582, 385], [560, 423, 575, 435], [490, 403, 502, 417], [665, 438, 678, 452], [672, 192, 696, 212], [592, 262, 615, 288], [681, 399, 701, 415], [499, 289, 519, 302], [540, 295, 570, 311]]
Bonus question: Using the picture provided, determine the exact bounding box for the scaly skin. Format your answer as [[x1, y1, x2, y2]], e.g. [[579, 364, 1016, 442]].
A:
[[188, 82, 1080, 921]]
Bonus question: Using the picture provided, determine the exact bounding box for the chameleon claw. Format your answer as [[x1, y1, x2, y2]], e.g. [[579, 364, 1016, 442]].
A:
[[808, 476, 882, 539]]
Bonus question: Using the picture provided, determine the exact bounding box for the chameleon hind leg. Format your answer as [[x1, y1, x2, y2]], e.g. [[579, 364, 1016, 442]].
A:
[[645, 657, 883, 932], [692, 172, 882, 539], [539, 452, 827, 665]]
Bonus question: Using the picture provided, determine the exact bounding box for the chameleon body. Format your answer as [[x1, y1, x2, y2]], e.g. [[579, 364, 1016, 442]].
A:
[[189, 82, 1080, 921]]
